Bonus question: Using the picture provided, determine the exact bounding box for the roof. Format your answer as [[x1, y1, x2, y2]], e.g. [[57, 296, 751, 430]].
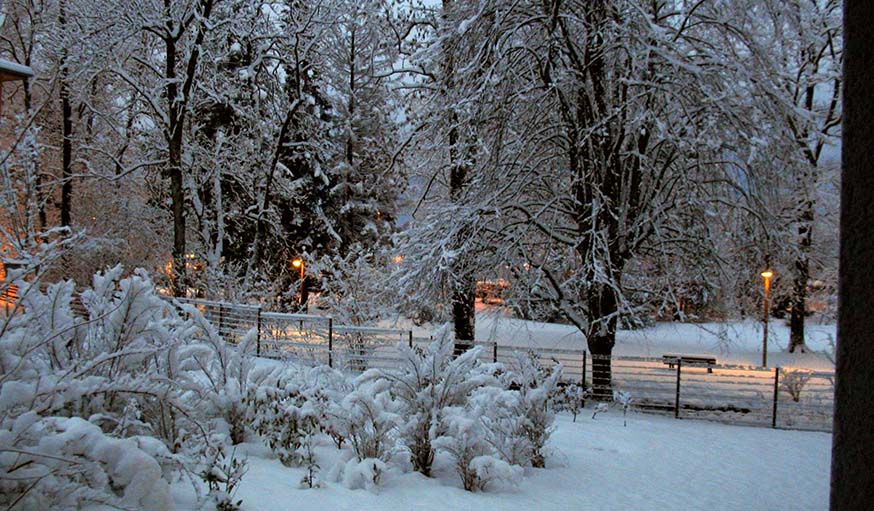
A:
[[0, 58, 33, 82]]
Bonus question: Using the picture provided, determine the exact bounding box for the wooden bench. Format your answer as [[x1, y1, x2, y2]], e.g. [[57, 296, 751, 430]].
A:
[[662, 354, 717, 373]]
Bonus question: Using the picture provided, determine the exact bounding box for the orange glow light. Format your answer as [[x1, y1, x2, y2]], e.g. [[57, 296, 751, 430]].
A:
[[291, 258, 302, 268], [760, 270, 773, 279]]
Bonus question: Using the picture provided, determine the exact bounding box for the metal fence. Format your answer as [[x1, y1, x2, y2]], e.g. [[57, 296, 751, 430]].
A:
[[598, 354, 834, 432], [178, 297, 416, 371], [174, 297, 834, 432]]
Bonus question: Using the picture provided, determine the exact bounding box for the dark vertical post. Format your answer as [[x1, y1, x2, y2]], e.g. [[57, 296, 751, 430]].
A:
[[328, 317, 334, 368], [674, 359, 682, 419], [493, 342, 498, 363], [255, 307, 262, 357], [217, 304, 224, 338], [762, 273, 771, 368], [772, 367, 780, 429], [582, 350, 587, 387], [408, 330, 413, 349], [832, 3, 874, 507]]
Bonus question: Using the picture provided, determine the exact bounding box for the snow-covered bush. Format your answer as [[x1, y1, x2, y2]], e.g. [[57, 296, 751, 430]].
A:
[[0, 267, 257, 509], [592, 402, 610, 419], [488, 353, 561, 468], [370, 335, 491, 476], [434, 406, 522, 491], [0, 268, 195, 508], [246, 370, 321, 466], [201, 440, 248, 511], [333, 378, 399, 463], [0, 415, 175, 511], [555, 382, 588, 422], [178, 311, 259, 445], [781, 369, 813, 402], [246, 363, 349, 466], [469, 386, 532, 467], [298, 433, 321, 489], [614, 390, 633, 427], [326, 377, 399, 488]]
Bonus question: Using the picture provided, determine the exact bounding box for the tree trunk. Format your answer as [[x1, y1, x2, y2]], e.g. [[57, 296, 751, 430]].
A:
[[165, 27, 186, 297], [21, 52, 46, 231], [443, 0, 476, 355], [789, 198, 813, 353], [59, 0, 73, 229], [831, 2, 874, 506], [586, 281, 619, 401], [589, 335, 614, 402], [452, 279, 475, 355], [163, 0, 214, 296]]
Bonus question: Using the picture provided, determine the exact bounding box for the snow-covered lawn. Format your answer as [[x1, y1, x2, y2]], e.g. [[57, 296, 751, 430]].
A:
[[381, 309, 836, 370], [174, 411, 831, 511]]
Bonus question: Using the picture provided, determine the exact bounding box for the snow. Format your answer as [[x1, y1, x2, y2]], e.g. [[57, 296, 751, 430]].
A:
[[172, 411, 830, 511], [379, 309, 836, 370]]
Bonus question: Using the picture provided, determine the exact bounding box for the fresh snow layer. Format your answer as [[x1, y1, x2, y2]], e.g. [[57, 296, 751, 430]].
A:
[[378, 310, 836, 370], [173, 412, 830, 511]]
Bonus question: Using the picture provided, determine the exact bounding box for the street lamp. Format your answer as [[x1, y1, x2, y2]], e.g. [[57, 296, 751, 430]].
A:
[[760, 269, 773, 367], [291, 258, 305, 310]]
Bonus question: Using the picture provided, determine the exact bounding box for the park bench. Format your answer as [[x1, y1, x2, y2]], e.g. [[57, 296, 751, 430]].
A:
[[662, 354, 717, 373]]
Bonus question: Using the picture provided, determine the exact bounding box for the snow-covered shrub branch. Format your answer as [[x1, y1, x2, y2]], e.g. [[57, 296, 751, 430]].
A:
[[0, 266, 266, 509], [366, 334, 492, 477], [475, 352, 562, 468]]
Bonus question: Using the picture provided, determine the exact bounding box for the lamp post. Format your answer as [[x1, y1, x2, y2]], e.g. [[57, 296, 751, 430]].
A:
[[291, 258, 305, 310], [760, 269, 773, 367]]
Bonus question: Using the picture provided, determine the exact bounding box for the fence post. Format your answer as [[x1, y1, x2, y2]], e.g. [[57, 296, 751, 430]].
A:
[[772, 367, 780, 428], [582, 350, 587, 387], [493, 342, 498, 363], [255, 307, 262, 357], [408, 330, 413, 349], [217, 304, 224, 337], [328, 317, 334, 368], [674, 358, 682, 419]]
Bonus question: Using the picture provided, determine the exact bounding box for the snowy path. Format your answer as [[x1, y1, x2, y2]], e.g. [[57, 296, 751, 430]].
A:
[[173, 412, 830, 511]]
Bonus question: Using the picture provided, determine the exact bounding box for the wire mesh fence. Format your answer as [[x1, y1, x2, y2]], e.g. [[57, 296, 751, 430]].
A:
[[173, 297, 834, 432], [594, 354, 835, 432], [180, 297, 261, 346]]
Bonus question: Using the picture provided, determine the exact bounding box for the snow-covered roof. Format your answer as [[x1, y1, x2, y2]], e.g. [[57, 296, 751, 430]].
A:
[[0, 58, 33, 81]]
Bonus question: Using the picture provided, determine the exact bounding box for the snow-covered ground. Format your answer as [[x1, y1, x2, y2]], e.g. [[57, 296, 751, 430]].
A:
[[173, 411, 831, 511], [380, 308, 836, 371]]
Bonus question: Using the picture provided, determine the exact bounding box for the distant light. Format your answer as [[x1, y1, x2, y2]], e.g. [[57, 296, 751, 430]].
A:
[[760, 270, 774, 279], [291, 258, 302, 268], [393, 255, 404, 263]]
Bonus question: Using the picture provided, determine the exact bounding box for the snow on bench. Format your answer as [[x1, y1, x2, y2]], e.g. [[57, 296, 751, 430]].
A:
[[662, 353, 717, 373]]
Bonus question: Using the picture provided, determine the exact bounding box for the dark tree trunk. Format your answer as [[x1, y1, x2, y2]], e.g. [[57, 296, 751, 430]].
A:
[[789, 199, 813, 353], [444, 0, 476, 355], [452, 280, 475, 355], [165, 25, 186, 296], [60, 92, 73, 227], [21, 52, 46, 231], [586, 281, 618, 401], [163, 0, 214, 296], [59, 0, 72, 228], [247, 109, 294, 279], [449, 133, 475, 354], [831, 1, 874, 507]]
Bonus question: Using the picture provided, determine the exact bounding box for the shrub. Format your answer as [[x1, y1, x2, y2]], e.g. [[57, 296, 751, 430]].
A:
[[370, 334, 491, 476], [434, 406, 523, 491]]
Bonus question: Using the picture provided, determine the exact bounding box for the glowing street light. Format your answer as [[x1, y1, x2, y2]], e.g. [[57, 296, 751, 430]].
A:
[[761, 269, 774, 367], [291, 258, 305, 309]]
